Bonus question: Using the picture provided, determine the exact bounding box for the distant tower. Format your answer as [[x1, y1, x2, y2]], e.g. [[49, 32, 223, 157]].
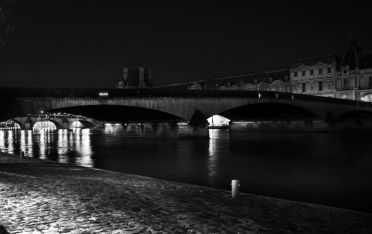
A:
[[116, 66, 153, 88]]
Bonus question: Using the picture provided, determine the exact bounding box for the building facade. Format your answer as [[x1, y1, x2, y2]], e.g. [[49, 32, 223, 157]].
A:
[[290, 41, 372, 101], [290, 55, 338, 97]]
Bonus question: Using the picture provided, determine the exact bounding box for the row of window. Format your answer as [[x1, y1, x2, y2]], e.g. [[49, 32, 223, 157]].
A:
[[293, 67, 333, 78], [301, 78, 362, 92], [335, 79, 356, 89]]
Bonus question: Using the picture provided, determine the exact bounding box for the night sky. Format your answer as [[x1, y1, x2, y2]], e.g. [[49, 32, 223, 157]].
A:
[[1, 0, 372, 88]]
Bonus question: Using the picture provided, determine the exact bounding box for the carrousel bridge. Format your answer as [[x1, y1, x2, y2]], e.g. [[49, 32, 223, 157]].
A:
[[2, 113, 101, 130], [1, 87, 372, 137]]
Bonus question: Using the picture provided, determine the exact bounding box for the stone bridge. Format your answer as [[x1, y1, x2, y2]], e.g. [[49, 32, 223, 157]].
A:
[[1, 88, 372, 133], [11, 115, 101, 130]]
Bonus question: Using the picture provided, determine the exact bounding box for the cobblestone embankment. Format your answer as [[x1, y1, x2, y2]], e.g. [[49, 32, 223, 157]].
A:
[[1, 152, 372, 233]]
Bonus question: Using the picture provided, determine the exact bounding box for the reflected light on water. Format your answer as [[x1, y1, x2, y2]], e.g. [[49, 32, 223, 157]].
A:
[[74, 128, 81, 149], [7, 130, 14, 154], [0, 130, 5, 150], [20, 130, 26, 155], [39, 129, 46, 159], [58, 129, 68, 163], [76, 129, 93, 167], [207, 129, 224, 185], [26, 130, 33, 156]]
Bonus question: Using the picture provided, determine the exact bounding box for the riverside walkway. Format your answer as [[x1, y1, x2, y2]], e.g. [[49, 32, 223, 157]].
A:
[[0, 153, 371, 233]]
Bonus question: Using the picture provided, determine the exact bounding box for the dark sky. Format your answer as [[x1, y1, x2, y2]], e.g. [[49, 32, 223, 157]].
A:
[[1, 0, 372, 88]]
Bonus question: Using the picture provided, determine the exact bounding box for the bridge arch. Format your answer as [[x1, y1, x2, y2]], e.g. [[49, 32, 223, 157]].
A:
[[360, 92, 372, 102], [337, 110, 372, 120], [218, 102, 321, 121], [10, 119, 25, 129], [32, 120, 59, 130], [70, 119, 96, 128]]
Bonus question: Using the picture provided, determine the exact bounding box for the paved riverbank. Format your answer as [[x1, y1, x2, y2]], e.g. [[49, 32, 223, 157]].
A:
[[1, 153, 371, 233]]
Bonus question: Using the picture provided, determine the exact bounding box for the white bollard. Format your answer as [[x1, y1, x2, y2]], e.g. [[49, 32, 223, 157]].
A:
[[231, 179, 240, 198], [19, 151, 25, 159]]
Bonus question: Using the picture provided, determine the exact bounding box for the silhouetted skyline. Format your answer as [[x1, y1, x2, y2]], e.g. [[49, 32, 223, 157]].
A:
[[1, 0, 372, 88]]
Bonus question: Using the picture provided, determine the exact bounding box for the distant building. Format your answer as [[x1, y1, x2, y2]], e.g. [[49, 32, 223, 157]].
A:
[[157, 39, 372, 101], [290, 40, 372, 101], [116, 66, 153, 88], [159, 69, 292, 92], [290, 55, 338, 97]]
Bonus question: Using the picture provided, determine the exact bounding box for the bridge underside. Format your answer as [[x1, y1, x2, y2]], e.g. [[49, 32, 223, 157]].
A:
[[219, 103, 320, 121], [337, 110, 372, 120], [47, 105, 184, 122]]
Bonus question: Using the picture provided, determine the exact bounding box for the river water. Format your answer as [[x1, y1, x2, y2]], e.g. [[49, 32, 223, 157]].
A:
[[0, 126, 371, 212]]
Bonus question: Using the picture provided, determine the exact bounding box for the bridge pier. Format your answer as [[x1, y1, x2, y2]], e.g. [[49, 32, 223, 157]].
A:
[[23, 123, 32, 130], [120, 122, 209, 138]]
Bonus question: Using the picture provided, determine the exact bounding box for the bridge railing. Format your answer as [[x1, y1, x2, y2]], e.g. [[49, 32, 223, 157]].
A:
[[1, 87, 372, 108]]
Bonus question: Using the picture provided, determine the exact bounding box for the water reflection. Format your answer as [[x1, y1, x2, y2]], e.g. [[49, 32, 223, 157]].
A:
[[26, 130, 33, 156], [1, 127, 372, 212], [75, 128, 93, 166], [39, 129, 46, 159], [20, 130, 26, 154], [57, 129, 68, 163], [207, 129, 223, 185], [7, 130, 14, 154], [0, 128, 93, 167], [0, 130, 4, 149]]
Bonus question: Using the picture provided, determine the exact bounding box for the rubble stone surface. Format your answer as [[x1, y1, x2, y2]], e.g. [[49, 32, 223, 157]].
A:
[[1, 153, 371, 233]]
